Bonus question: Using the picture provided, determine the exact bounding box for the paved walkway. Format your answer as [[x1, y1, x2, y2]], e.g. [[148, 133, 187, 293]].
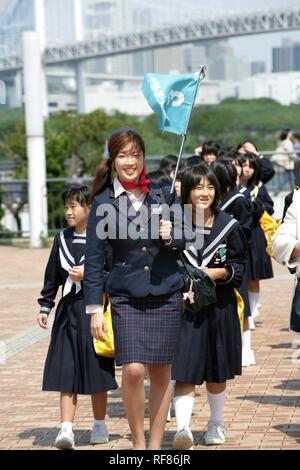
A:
[[0, 246, 299, 450]]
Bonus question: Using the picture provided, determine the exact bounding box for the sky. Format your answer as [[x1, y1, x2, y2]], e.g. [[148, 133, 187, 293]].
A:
[[143, 0, 300, 71]]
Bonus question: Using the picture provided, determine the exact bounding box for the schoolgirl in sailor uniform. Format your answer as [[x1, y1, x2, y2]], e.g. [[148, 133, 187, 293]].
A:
[[213, 160, 252, 314], [37, 187, 117, 450], [239, 152, 274, 325], [84, 128, 184, 450], [213, 159, 255, 367], [171, 164, 247, 450]]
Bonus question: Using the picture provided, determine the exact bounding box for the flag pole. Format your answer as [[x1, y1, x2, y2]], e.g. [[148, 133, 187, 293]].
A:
[[170, 66, 206, 195]]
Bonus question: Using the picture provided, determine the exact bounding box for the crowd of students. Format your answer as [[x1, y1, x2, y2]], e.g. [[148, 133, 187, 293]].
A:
[[37, 128, 278, 450]]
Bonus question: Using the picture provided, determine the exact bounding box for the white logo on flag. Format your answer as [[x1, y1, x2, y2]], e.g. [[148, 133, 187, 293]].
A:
[[149, 76, 165, 107], [169, 90, 184, 107]]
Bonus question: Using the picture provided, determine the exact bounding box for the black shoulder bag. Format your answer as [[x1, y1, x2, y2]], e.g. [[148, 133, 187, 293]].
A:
[[177, 252, 217, 313]]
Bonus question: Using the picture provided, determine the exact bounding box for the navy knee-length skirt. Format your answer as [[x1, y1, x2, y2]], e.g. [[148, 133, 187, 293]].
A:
[[110, 291, 182, 366], [43, 292, 118, 395], [172, 286, 242, 385]]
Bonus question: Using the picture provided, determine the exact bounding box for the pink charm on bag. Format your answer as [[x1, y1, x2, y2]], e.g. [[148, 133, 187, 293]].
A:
[[183, 287, 195, 304]]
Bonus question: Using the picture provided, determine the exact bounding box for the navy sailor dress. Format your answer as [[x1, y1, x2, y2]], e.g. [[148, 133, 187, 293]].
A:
[[172, 210, 247, 385], [38, 227, 117, 394]]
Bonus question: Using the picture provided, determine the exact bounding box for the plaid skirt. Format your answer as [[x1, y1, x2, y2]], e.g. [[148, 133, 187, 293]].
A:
[[110, 291, 182, 366]]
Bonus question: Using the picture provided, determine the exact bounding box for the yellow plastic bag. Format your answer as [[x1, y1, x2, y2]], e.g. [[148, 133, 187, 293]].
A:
[[93, 294, 115, 358], [234, 288, 244, 334], [253, 185, 279, 258], [259, 210, 279, 258]]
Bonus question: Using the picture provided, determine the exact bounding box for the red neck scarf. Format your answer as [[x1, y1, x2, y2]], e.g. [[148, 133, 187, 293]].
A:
[[119, 167, 150, 193]]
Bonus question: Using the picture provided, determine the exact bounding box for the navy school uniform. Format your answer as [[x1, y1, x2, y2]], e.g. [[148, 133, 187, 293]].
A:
[[240, 182, 274, 280], [220, 189, 252, 318], [84, 182, 184, 366], [172, 210, 247, 385], [38, 227, 117, 394]]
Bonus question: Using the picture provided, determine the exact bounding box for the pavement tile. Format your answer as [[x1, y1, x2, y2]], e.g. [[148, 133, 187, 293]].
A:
[[0, 248, 299, 450]]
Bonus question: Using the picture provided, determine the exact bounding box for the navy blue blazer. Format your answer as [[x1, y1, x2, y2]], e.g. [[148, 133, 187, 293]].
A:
[[84, 184, 184, 305]]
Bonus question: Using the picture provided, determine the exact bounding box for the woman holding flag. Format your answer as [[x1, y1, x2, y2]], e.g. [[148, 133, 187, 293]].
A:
[[84, 127, 184, 450]]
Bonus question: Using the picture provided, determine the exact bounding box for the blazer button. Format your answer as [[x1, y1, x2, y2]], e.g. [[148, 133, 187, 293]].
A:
[[142, 246, 147, 252], [144, 266, 149, 272]]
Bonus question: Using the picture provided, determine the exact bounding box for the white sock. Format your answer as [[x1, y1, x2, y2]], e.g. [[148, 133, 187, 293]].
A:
[[248, 291, 259, 316], [206, 390, 226, 424], [94, 419, 105, 426], [61, 421, 73, 432], [242, 329, 251, 351], [173, 395, 194, 432]]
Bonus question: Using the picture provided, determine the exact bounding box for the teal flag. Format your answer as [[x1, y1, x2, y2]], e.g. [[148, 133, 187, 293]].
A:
[[141, 73, 199, 135]]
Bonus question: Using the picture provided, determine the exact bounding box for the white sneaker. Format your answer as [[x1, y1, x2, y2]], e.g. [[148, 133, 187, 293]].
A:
[[242, 348, 256, 367], [55, 428, 75, 450], [248, 316, 256, 330], [173, 427, 194, 450], [90, 422, 109, 445], [252, 308, 260, 318], [204, 420, 226, 445]]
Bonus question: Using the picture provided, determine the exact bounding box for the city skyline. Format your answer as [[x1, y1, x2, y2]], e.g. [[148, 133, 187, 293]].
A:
[[0, 0, 299, 72]]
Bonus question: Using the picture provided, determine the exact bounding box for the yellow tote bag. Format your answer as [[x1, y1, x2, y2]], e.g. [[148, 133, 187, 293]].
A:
[[93, 294, 115, 358], [258, 210, 279, 258], [234, 288, 244, 334], [253, 185, 279, 258]]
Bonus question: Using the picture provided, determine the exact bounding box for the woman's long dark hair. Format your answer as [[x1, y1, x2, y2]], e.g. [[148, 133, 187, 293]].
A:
[[181, 164, 220, 215], [90, 128, 146, 201]]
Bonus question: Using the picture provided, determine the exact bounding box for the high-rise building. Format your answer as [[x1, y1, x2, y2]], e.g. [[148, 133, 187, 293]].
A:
[[207, 42, 251, 81], [153, 46, 185, 74], [0, 0, 34, 56], [272, 39, 300, 73], [293, 44, 300, 72], [251, 61, 266, 76], [46, 0, 75, 45], [184, 45, 207, 73]]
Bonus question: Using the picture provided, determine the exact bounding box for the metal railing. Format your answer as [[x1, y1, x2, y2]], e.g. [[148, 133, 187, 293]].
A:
[[0, 177, 93, 238], [1, 151, 300, 238]]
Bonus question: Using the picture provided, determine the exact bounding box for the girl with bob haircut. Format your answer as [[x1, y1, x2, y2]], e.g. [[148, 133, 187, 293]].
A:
[[239, 152, 274, 329], [213, 159, 254, 367], [38, 186, 117, 450], [172, 164, 247, 449]]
